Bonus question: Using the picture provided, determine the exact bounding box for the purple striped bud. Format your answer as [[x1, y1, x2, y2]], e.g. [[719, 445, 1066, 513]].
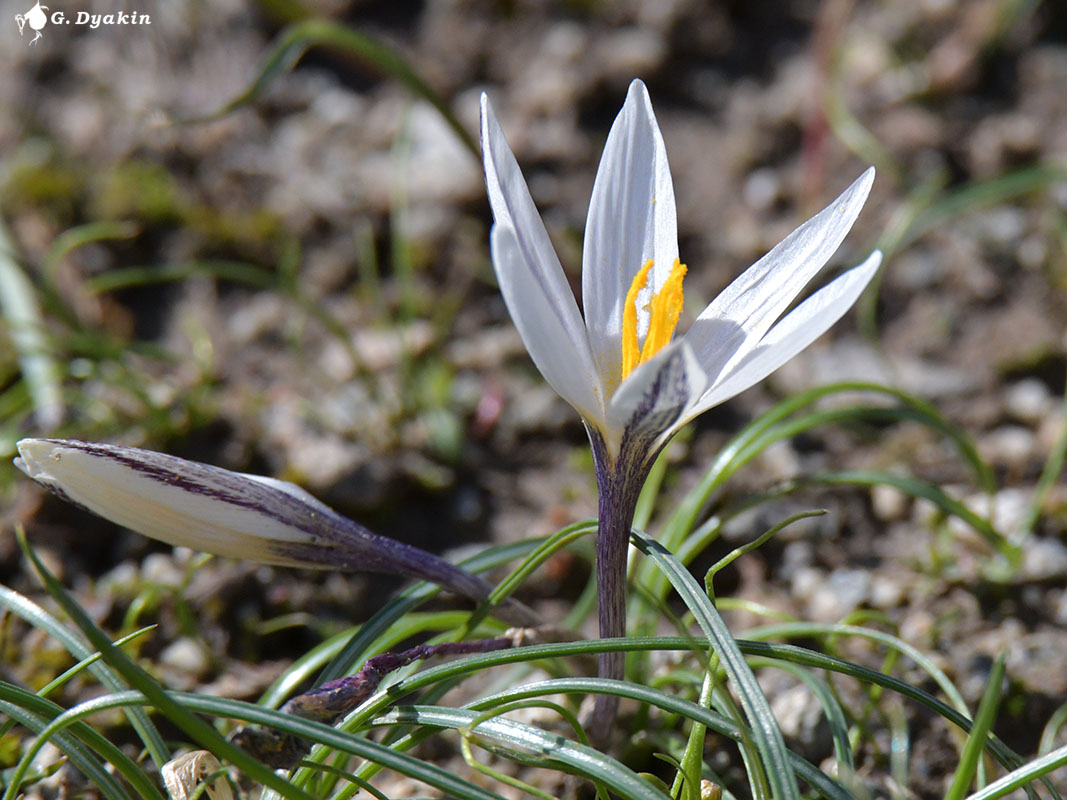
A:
[[15, 439, 537, 626]]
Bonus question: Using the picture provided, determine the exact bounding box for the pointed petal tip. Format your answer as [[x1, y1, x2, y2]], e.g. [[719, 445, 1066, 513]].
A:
[[854, 166, 876, 198], [622, 78, 656, 120], [626, 78, 650, 100], [847, 249, 883, 290], [479, 93, 493, 156], [849, 249, 883, 281], [864, 249, 884, 270], [14, 438, 56, 478]]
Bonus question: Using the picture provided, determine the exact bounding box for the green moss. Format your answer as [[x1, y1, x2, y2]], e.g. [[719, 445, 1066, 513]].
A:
[[4, 160, 86, 217], [90, 161, 182, 223]]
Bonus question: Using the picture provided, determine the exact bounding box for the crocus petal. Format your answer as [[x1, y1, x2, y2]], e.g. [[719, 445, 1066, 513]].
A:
[[684, 251, 882, 419], [15, 439, 334, 563], [481, 95, 604, 421], [14, 438, 541, 626], [606, 339, 706, 458], [685, 168, 875, 385], [582, 79, 679, 393], [491, 225, 605, 424]]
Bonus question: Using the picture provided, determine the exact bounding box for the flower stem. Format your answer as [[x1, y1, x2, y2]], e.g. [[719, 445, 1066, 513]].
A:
[[587, 426, 647, 734], [233, 637, 516, 767]]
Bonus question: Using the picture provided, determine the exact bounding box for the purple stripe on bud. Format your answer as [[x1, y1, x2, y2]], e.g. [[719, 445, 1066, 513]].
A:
[[15, 439, 538, 626]]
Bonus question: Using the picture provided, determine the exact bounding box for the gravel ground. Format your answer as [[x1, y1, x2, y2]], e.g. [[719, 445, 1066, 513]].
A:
[[2, 0, 1067, 796]]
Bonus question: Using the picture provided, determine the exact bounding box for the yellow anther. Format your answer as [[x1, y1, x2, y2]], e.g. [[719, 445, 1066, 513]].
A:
[[621, 258, 687, 380], [621, 259, 653, 379]]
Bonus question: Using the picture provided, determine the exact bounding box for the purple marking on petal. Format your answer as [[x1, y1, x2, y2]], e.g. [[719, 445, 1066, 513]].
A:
[[19, 439, 541, 628], [619, 349, 690, 462], [38, 439, 343, 542]]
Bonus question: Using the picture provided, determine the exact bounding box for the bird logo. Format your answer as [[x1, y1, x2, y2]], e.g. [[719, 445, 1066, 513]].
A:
[[15, 2, 49, 46]]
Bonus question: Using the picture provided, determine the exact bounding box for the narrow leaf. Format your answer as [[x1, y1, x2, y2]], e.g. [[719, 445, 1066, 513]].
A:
[[630, 530, 801, 800]]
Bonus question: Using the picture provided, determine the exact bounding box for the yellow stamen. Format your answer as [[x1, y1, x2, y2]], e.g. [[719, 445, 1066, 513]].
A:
[[621, 259, 653, 379], [621, 258, 687, 380]]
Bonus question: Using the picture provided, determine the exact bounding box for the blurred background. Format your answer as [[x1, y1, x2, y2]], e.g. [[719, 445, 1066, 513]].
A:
[[1, 0, 1066, 790]]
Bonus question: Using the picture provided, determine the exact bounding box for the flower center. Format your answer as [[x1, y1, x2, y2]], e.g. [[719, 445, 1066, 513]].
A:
[[621, 258, 687, 380]]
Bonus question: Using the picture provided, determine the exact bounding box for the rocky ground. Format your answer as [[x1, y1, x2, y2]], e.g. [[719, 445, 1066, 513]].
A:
[[2, 0, 1067, 797]]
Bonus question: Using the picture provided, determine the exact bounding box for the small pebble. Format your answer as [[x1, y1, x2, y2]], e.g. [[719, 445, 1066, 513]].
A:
[[159, 638, 211, 679], [1052, 590, 1067, 626], [814, 568, 871, 621], [1004, 378, 1052, 424], [949, 488, 1031, 543], [779, 540, 814, 581], [99, 561, 139, 591], [980, 425, 1035, 468], [143, 553, 183, 588], [870, 574, 905, 609], [1020, 538, 1067, 581], [771, 683, 828, 755], [743, 168, 781, 212], [790, 565, 822, 603], [871, 484, 909, 522]]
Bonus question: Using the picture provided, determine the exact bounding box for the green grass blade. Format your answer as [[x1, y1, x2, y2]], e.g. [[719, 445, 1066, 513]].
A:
[[0, 219, 63, 428], [42, 221, 140, 275], [964, 743, 1067, 800], [644, 381, 998, 606], [735, 640, 1042, 796], [488, 521, 596, 607], [353, 635, 1036, 787], [18, 531, 315, 800], [946, 653, 1007, 800], [1, 687, 167, 800], [630, 530, 801, 800], [706, 510, 825, 596], [7, 685, 507, 800], [745, 621, 971, 724], [751, 659, 855, 772], [177, 694, 507, 800], [318, 538, 539, 684], [0, 579, 171, 769], [734, 404, 995, 495], [467, 677, 851, 800], [376, 704, 671, 800], [196, 18, 478, 157], [34, 626, 156, 701], [1022, 387, 1067, 536], [672, 667, 717, 800], [902, 164, 1067, 250], [1039, 702, 1067, 756], [0, 685, 153, 800], [796, 470, 1013, 556], [86, 260, 278, 293]]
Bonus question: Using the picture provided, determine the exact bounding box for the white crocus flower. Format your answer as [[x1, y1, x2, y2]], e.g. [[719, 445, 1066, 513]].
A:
[[481, 78, 881, 695], [15, 438, 537, 626]]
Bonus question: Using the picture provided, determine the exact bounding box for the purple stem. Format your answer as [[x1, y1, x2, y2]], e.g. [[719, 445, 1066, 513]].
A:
[[587, 426, 648, 734], [232, 637, 515, 767]]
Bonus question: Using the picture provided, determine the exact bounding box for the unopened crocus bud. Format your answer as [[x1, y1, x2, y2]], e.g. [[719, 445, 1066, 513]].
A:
[[15, 439, 537, 626]]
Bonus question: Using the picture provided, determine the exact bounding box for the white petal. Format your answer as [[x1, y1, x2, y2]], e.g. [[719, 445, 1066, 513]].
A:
[[582, 79, 679, 394], [15, 439, 541, 625], [685, 168, 875, 384], [491, 225, 604, 423], [14, 439, 341, 565], [481, 95, 604, 421], [684, 251, 882, 419], [606, 339, 706, 457]]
